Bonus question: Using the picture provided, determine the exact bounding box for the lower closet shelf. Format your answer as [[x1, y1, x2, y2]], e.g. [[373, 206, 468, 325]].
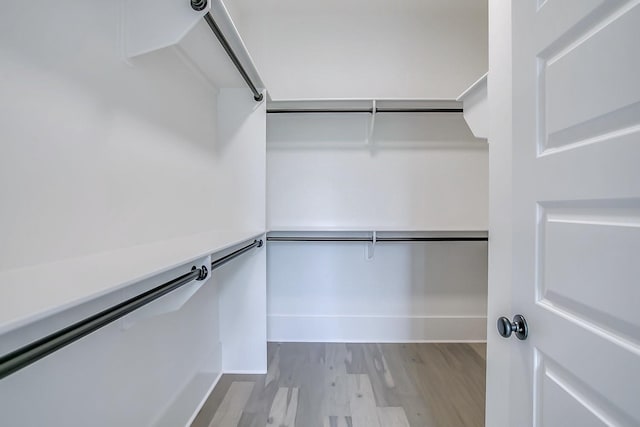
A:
[[0, 238, 264, 381], [267, 229, 488, 242], [0, 230, 265, 335]]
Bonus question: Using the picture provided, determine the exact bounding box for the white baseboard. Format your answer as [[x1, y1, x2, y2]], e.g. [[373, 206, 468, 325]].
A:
[[221, 369, 268, 375], [178, 341, 222, 427], [151, 371, 221, 427], [182, 372, 223, 427], [268, 314, 487, 342]]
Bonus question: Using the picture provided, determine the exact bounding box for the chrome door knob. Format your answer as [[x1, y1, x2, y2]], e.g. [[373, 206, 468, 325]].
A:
[[497, 314, 528, 340]]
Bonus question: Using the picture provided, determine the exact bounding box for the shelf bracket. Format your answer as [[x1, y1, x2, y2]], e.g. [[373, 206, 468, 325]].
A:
[[366, 231, 377, 260], [367, 99, 377, 145], [120, 255, 211, 330]]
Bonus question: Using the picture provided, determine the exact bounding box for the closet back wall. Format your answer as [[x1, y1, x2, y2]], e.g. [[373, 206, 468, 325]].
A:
[[231, 0, 488, 99], [267, 113, 487, 229], [266, 112, 488, 342]]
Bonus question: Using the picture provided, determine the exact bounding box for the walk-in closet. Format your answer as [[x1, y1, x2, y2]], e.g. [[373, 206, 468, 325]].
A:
[[2, 0, 639, 426]]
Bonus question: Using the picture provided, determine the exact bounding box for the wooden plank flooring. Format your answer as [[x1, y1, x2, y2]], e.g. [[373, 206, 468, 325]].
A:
[[208, 382, 255, 427], [192, 343, 486, 427]]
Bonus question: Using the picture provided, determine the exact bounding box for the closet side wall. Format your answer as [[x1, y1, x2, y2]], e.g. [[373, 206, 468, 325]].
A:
[[0, 1, 266, 425], [0, 2, 262, 272]]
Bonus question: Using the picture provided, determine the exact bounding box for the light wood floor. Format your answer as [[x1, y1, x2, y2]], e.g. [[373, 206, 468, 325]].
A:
[[192, 342, 486, 427]]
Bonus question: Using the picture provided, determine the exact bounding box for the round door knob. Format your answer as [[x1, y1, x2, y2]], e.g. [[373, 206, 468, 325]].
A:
[[497, 314, 528, 340]]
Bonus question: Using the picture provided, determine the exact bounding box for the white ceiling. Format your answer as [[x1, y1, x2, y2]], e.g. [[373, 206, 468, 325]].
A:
[[221, 0, 488, 99], [228, 0, 486, 15]]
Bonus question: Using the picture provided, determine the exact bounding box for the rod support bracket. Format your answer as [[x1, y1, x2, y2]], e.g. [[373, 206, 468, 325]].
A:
[[257, 239, 264, 248], [190, 0, 208, 12], [194, 265, 209, 280]]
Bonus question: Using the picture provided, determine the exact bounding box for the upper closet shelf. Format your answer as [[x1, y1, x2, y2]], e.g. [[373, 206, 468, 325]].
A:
[[267, 99, 463, 114], [0, 230, 264, 335], [266, 98, 485, 145], [124, 0, 265, 100], [457, 73, 488, 139]]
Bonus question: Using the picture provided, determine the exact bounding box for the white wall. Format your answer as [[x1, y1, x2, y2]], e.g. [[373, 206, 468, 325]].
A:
[[0, 1, 266, 425], [266, 111, 488, 341], [267, 241, 488, 342], [267, 113, 488, 230], [0, 1, 263, 272], [232, 0, 488, 99]]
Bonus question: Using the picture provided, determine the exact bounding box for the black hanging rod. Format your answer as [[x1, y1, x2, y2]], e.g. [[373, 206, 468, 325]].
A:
[[268, 109, 374, 114], [0, 239, 263, 380], [211, 238, 263, 270], [191, 1, 263, 102], [266, 107, 463, 114], [376, 108, 463, 113], [267, 236, 487, 242]]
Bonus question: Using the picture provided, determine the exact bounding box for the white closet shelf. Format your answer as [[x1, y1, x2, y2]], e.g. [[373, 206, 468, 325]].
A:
[[457, 73, 488, 139], [266, 98, 471, 145], [267, 229, 488, 237], [126, 0, 265, 97], [267, 98, 462, 112], [267, 230, 487, 246], [0, 229, 264, 335], [457, 73, 488, 101]]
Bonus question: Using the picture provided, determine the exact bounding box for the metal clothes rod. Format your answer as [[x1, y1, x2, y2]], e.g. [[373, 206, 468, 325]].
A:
[[0, 239, 263, 380], [267, 109, 374, 114], [266, 108, 463, 114], [267, 237, 487, 242], [376, 237, 487, 242], [211, 238, 263, 270], [269, 237, 372, 242], [191, 1, 263, 102], [375, 108, 463, 113]]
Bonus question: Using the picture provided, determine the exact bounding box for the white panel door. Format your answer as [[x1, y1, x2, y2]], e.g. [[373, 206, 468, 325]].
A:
[[506, 0, 640, 425]]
